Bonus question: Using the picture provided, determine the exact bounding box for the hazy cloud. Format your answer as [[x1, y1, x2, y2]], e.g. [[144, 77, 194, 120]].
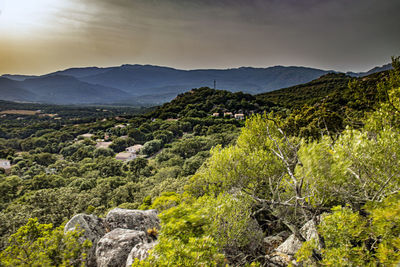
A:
[[1, 0, 399, 74]]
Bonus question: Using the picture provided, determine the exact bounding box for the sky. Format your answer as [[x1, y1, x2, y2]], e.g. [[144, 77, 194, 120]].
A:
[[0, 0, 399, 75]]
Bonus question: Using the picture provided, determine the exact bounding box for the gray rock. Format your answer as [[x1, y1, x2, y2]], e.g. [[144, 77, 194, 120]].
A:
[[105, 208, 159, 232], [275, 219, 319, 256], [64, 209, 160, 266], [300, 219, 319, 241], [125, 241, 157, 266], [267, 252, 298, 267], [264, 231, 290, 254], [275, 235, 303, 256], [96, 228, 148, 267], [64, 214, 106, 267]]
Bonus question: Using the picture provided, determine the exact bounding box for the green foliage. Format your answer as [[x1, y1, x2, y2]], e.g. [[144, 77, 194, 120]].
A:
[[109, 137, 135, 153], [1, 57, 399, 266], [181, 151, 209, 176], [95, 157, 123, 177], [257, 73, 351, 109], [33, 153, 58, 166], [283, 103, 343, 139], [297, 196, 400, 266], [132, 236, 225, 267], [136, 193, 261, 266], [318, 206, 371, 266], [93, 148, 114, 158], [188, 114, 291, 203], [150, 191, 182, 211], [0, 89, 242, 251], [127, 157, 148, 176], [148, 87, 260, 120], [364, 56, 400, 132], [368, 194, 400, 265], [141, 139, 163, 156], [0, 218, 91, 266], [139, 195, 152, 210], [0, 175, 22, 209], [153, 129, 174, 144], [128, 128, 147, 143], [297, 123, 400, 209]]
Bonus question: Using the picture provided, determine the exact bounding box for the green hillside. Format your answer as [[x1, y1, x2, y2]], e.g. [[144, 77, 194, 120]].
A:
[[257, 72, 351, 108], [0, 58, 399, 266], [146, 87, 266, 119]]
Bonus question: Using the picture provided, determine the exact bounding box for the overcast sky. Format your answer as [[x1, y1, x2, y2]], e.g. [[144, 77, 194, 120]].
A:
[[0, 0, 399, 75]]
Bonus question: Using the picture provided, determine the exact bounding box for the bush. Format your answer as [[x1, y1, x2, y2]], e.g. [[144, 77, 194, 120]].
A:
[[141, 139, 163, 156], [0, 218, 91, 266], [135, 193, 263, 266], [297, 194, 400, 266]]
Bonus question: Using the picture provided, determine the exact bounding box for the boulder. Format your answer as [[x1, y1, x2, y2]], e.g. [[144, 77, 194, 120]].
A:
[[125, 241, 157, 266], [300, 219, 319, 241], [64, 209, 161, 266], [267, 252, 298, 267], [64, 214, 106, 267], [264, 231, 290, 254], [96, 228, 148, 267], [105, 208, 159, 232], [274, 234, 303, 256], [275, 219, 319, 256]]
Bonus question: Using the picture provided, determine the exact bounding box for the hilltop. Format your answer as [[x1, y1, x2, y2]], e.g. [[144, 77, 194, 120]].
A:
[[148, 70, 387, 120]]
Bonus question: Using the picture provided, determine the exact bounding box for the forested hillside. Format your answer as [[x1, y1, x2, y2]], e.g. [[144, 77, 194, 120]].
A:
[[0, 58, 399, 266]]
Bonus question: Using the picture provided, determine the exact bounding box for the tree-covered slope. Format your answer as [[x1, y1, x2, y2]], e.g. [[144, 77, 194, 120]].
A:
[[0, 58, 399, 266], [147, 87, 270, 119], [131, 57, 400, 266], [257, 73, 351, 108]]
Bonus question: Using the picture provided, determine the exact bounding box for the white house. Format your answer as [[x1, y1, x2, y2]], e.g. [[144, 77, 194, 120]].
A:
[[115, 124, 126, 128], [96, 141, 112, 149], [234, 114, 245, 120], [79, 133, 94, 139], [115, 152, 136, 162], [0, 159, 11, 170], [125, 144, 143, 154], [224, 112, 233, 118]]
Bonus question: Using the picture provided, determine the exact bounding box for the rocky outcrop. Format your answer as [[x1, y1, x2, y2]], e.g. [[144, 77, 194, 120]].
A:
[[300, 219, 320, 243], [267, 252, 298, 267], [96, 229, 148, 267], [275, 219, 319, 255], [105, 208, 159, 232], [125, 241, 158, 266], [266, 219, 320, 266], [264, 231, 290, 254], [64, 214, 106, 267], [275, 235, 303, 256], [64, 208, 159, 267]]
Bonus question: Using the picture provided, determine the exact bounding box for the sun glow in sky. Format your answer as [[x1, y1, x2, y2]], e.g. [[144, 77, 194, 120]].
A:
[[0, 0, 72, 35], [0, 0, 399, 75]]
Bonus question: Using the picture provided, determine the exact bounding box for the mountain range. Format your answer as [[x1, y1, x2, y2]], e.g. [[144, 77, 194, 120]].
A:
[[0, 63, 392, 105]]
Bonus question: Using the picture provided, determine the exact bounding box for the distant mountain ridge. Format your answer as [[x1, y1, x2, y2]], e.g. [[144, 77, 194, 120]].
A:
[[346, 63, 392, 77], [0, 63, 391, 105]]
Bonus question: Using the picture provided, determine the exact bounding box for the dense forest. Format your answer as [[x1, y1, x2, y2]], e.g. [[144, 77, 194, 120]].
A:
[[0, 57, 399, 266]]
